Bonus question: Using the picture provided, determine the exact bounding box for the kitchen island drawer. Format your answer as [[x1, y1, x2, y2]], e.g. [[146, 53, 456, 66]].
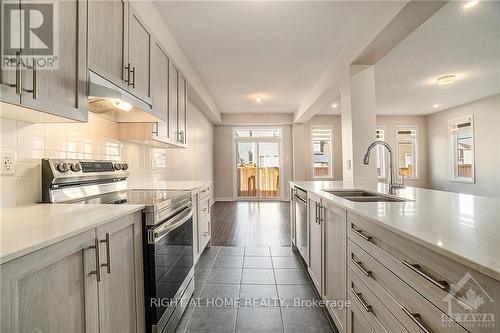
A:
[[349, 239, 470, 333], [198, 196, 210, 224], [349, 268, 408, 333], [198, 185, 210, 201], [348, 212, 500, 332], [347, 296, 376, 333]]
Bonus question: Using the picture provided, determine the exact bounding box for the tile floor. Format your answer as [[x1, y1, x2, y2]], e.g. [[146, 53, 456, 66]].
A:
[[175, 246, 335, 333]]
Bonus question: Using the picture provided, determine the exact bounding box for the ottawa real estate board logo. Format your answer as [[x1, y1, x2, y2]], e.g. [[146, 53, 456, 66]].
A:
[[442, 272, 495, 329], [1, 0, 59, 70]]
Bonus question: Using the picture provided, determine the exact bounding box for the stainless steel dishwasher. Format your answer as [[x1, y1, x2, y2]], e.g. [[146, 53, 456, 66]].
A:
[[294, 187, 308, 264]]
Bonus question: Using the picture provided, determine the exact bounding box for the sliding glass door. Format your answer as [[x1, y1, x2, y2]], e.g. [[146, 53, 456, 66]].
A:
[[234, 129, 281, 199]]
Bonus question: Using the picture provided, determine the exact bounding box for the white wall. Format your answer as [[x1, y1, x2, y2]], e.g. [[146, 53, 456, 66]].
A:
[[0, 101, 214, 208], [376, 115, 428, 188], [214, 125, 293, 201], [426, 95, 500, 197], [293, 115, 343, 181]]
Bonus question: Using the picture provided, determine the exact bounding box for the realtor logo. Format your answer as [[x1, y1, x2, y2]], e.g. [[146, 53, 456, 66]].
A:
[[442, 272, 495, 329], [1, 0, 58, 69]]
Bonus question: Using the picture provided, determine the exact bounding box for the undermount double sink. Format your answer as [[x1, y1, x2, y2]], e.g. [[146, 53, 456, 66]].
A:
[[322, 190, 407, 202]]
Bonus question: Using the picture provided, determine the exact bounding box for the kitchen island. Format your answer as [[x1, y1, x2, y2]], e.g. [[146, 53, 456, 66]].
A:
[[290, 180, 499, 333]]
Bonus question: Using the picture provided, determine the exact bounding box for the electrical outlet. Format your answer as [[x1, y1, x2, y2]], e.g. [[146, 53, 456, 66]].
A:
[[1, 152, 16, 175]]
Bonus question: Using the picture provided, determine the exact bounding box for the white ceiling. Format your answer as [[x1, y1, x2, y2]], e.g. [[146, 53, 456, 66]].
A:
[[154, 1, 376, 114], [375, 1, 500, 116]]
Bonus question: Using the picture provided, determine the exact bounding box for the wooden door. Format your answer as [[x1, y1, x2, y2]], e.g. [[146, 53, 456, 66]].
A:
[[19, 0, 87, 121], [323, 200, 347, 331], [96, 213, 144, 333], [178, 74, 187, 144], [0, 229, 99, 332], [0, 1, 21, 104], [168, 62, 178, 142], [128, 7, 151, 104], [308, 191, 322, 293], [88, 0, 128, 90], [151, 40, 169, 141]]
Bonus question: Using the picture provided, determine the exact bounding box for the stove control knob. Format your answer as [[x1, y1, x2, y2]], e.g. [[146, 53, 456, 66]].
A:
[[70, 163, 81, 172], [121, 163, 129, 170], [56, 163, 70, 173], [114, 164, 122, 171]]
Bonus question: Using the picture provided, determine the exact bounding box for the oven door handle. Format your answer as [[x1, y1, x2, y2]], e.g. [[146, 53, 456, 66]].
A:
[[152, 208, 193, 243]]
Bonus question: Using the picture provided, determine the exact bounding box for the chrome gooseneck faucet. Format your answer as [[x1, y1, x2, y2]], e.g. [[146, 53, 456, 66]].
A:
[[363, 141, 404, 195]]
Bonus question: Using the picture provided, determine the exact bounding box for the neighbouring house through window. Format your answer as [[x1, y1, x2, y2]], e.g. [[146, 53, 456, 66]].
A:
[[311, 127, 333, 179], [396, 126, 418, 178], [449, 116, 475, 183]]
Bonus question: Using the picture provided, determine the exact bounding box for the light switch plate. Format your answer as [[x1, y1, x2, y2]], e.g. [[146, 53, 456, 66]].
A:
[[1, 152, 16, 175]]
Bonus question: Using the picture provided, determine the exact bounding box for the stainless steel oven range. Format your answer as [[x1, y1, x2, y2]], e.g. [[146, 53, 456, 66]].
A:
[[41, 158, 194, 333]]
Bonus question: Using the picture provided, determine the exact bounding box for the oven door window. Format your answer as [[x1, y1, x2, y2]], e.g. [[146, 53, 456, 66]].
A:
[[151, 216, 193, 321]]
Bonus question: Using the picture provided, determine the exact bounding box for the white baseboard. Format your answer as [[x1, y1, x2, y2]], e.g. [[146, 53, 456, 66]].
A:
[[215, 197, 234, 202]]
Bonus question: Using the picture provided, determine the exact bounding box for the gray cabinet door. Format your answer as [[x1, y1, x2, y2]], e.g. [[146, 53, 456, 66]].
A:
[[168, 62, 178, 142], [19, 0, 87, 122], [323, 201, 347, 331], [308, 192, 322, 293], [178, 74, 187, 144], [0, 3, 21, 104], [96, 213, 144, 333], [0, 229, 99, 332], [151, 41, 169, 141], [128, 7, 151, 104], [88, 0, 128, 90]]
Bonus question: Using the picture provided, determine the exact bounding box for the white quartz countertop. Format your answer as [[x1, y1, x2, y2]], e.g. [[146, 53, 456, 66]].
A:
[[129, 180, 211, 192], [0, 203, 144, 264], [290, 181, 500, 281]]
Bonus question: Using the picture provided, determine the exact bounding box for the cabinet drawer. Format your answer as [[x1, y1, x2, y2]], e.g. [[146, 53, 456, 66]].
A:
[[349, 239, 469, 333], [347, 299, 376, 333], [349, 268, 408, 333], [198, 196, 210, 224], [198, 185, 210, 201], [348, 212, 499, 333], [198, 217, 210, 252]]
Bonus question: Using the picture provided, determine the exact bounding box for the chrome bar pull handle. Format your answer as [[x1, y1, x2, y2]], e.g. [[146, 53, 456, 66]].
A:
[[100, 233, 111, 274], [351, 258, 372, 278], [351, 287, 372, 313], [130, 66, 136, 88], [15, 51, 21, 94], [89, 238, 101, 282], [402, 260, 448, 291], [351, 224, 372, 242], [124, 63, 131, 84], [402, 307, 433, 333], [32, 59, 37, 99]]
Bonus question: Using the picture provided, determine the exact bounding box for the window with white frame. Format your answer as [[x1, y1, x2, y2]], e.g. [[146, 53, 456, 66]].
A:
[[449, 116, 474, 182], [396, 127, 418, 178], [234, 128, 281, 138], [311, 127, 332, 178], [375, 128, 386, 178]]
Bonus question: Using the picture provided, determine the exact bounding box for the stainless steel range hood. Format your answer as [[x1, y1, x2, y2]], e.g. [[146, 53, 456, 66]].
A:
[[88, 71, 163, 122]]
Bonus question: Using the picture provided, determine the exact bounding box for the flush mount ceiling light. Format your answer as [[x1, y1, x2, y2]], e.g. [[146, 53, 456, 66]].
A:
[[464, 0, 479, 9], [255, 96, 262, 103], [436, 74, 456, 86], [111, 98, 133, 111], [331, 102, 339, 109], [433, 103, 441, 108]]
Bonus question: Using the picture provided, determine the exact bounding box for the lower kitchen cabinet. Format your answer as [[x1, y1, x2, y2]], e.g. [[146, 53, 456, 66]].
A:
[[322, 200, 347, 331], [347, 301, 375, 333], [308, 191, 322, 293], [0, 212, 144, 333], [96, 214, 145, 333], [195, 185, 211, 261]]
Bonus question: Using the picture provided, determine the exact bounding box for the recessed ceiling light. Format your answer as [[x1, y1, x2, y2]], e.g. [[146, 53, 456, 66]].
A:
[[433, 103, 441, 108], [255, 96, 262, 103], [436, 74, 456, 86], [464, 0, 479, 9], [331, 102, 339, 109], [111, 99, 133, 111]]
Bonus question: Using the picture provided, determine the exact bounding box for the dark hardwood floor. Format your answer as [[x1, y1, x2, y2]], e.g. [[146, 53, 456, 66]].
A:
[[210, 201, 291, 246]]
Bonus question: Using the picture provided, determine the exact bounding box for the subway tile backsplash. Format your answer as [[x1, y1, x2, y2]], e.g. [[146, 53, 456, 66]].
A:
[[0, 114, 167, 208]]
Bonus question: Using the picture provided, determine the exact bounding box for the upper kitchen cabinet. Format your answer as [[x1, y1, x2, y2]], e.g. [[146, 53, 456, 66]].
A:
[[88, 0, 129, 91], [127, 7, 152, 104], [150, 41, 170, 142], [168, 62, 179, 143], [88, 1, 151, 105], [178, 74, 187, 145], [0, 0, 88, 122]]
